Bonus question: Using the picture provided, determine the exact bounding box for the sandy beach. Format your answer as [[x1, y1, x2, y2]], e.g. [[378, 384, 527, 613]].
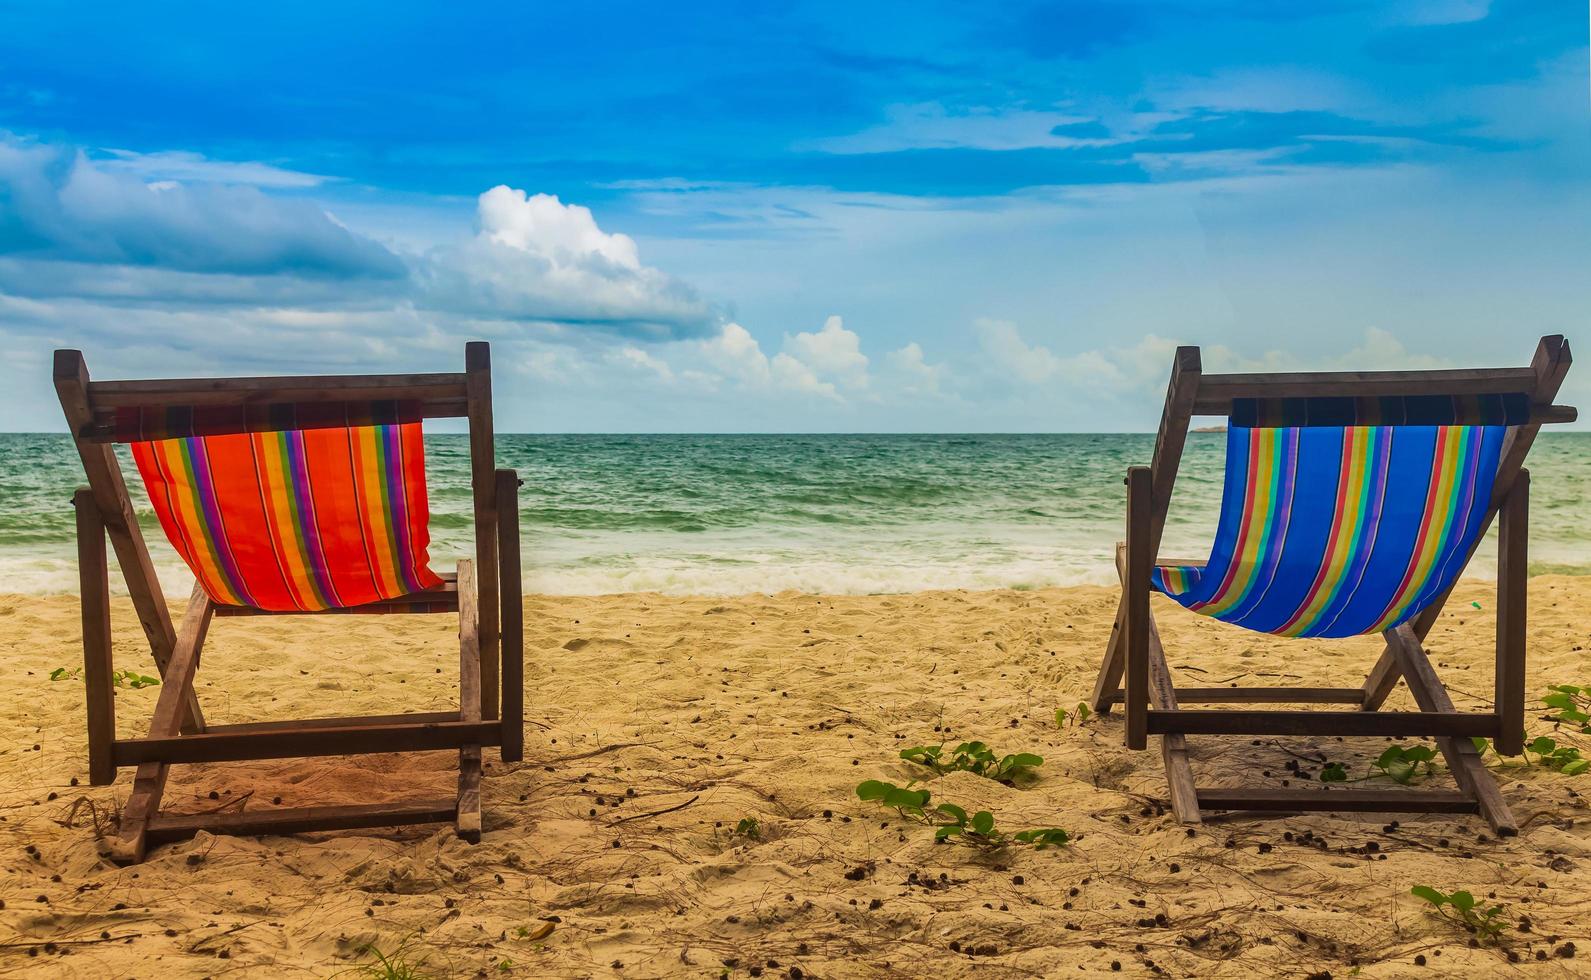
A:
[[3, 578, 1590, 978]]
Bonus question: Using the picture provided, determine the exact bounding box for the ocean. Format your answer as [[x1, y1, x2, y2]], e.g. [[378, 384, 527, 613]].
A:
[[2, 432, 1588, 597]]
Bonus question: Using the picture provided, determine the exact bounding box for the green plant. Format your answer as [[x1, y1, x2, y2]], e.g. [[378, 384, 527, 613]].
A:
[[732, 817, 761, 840], [1410, 886, 1508, 944], [855, 780, 1069, 853], [1523, 735, 1589, 775], [1012, 827, 1071, 849], [48, 667, 158, 689], [1372, 744, 1438, 785], [112, 669, 160, 689], [1055, 702, 1091, 728], [1542, 685, 1591, 732], [897, 741, 1044, 784], [1319, 761, 1349, 782], [344, 940, 436, 980]]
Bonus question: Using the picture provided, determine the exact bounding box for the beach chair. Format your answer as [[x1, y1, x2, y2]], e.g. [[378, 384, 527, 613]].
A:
[[54, 342, 523, 862], [1091, 336, 1574, 833]]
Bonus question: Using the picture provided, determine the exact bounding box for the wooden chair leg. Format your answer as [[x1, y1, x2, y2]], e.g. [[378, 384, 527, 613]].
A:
[[456, 560, 482, 843], [75, 489, 117, 786], [1144, 614, 1200, 825], [1111, 538, 1200, 823], [110, 583, 213, 863], [1092, 599, 1128, 715], [496, 469, 524, 763], [1124, 467, 1152, 751], [1495, 470, 1528, 757], [1387, 625, 1516, 836]]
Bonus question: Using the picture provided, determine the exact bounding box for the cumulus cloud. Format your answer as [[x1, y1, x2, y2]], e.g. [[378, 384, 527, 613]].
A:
[[884, 342, 946, 395], [0, 135, 403, 279], [413, 186, 719, 340], [782, 315, 869, 389]]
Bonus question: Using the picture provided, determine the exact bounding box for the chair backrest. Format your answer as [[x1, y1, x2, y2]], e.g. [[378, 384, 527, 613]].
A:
[[129, 415, 441, 611], [1139, 336, 1574, 639], [54, 345, 498, 643]]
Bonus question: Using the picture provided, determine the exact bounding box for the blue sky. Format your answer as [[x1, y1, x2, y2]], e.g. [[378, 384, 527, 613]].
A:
[[1, 0, 1586, 431]]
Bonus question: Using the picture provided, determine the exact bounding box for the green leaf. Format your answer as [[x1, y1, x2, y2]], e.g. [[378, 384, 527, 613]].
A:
[[1007, 753, 1044, 769], [971, 811, 995, 835], [883, 787, 930, 811], [1448, 891, 1477, 913], [1320, 762, 1348, 782], [1410, 886, 1446, 907], [1543, 693, 1575, 710], [1563, 759, 1590, 776], [1054, 707, 1068, 727], [1470, 737, 1490, 754], [935, 803, 968, 823], [934, 826, 958, 840], [1529, 736, 1557, 755], [856, 780, 890, 801]]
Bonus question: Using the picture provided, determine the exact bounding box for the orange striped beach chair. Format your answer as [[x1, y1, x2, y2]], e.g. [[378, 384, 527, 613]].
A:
[[54, 342, 523, 862], [1091, 336, 1574, 831]]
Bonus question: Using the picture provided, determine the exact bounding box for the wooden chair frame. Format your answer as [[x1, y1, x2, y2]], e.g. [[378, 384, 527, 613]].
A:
[[55, 341, 525, 862], [1091, 336, 1575, 834]]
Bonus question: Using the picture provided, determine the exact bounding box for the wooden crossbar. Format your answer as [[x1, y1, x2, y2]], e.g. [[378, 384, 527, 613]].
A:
[[1147, 709, 1499, 739], [1104, 687, 1366, 705], [113, 720, 502, 766], [1197, 788, 1478, 814], [146, 799, 460, 844]]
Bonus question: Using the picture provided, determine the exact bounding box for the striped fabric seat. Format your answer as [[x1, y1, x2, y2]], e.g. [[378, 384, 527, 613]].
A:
[[132, 422, 442, 611], [1150, 424, 1505, 638]]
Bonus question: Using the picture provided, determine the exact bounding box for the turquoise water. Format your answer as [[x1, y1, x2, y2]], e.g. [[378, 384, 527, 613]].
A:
[[2, 432, 1588, 596]]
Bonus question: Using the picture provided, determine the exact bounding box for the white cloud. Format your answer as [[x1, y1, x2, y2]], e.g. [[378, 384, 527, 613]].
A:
[[96, 149, 336, 189], [414, 186, 718, 340], [782, 315, 869, 389], [699, 321, 772, 385], [884, 342, 947, 395], [0, 134, 403, 278], [478, 186, 640, 269]]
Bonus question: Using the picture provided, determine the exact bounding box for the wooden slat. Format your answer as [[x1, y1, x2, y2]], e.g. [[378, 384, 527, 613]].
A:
[[1148, 709, 1499, 739], [1197, 787, 1477, 814], [146, 799, 458, 844], [113, 720, 502, 766], [457, 560, 483, 842], [74, 488, 117, 786], [1124, 467, 1152, 751], [496, 469, 524, 763], [83, 398, 470, 441], [1193, 366, 1538, 414], [1386, 625, 1517, 835], [107, 584, 213, 863], [54, 350, 202, 734], [1495, 471, 1528, 757], [466, 342, 500, 723], [201, 711, 461, 736], [211, 581, 459, 617], [87, 373, 467, 406], [1105, 687, 1367, 705]]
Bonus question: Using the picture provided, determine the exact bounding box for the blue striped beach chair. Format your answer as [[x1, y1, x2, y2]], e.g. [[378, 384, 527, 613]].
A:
[[1091, 336, 1575, 832]]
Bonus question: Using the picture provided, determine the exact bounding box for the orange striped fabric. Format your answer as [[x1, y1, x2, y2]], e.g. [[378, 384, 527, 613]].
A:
[[131, 423, 442, 611]]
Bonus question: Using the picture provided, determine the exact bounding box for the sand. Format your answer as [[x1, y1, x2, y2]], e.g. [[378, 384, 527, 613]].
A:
[[3, 578, 1591, 978]]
